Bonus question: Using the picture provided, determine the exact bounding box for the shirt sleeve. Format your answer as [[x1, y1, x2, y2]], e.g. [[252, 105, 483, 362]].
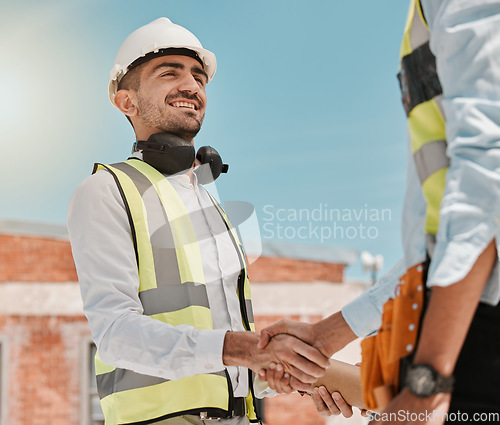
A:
[[341, 259, 406, 337], [253, 375, 277, 399], [67, 170, 228, 380], [422, 0, 500, 297]]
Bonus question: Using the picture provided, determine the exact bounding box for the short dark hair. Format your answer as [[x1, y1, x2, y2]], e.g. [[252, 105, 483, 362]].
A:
[[118, 64, 142, 92], [117, 65, 144, 127]]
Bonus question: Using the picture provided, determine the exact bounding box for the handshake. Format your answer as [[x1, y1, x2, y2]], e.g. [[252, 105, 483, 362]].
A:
[[223, 312, 368, 417]]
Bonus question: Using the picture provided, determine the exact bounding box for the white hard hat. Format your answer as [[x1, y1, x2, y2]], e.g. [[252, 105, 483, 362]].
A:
[[108, 17, 217, 106]]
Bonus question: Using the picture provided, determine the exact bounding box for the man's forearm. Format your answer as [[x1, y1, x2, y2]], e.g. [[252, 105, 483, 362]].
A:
[[258, 311, 357, 359], [413, 239, 497, 376], [314, 311, 358, 357], [222, 331, 260, 369]]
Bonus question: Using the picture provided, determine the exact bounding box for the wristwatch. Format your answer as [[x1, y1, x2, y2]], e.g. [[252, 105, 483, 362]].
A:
[[406, 364, 454, 397]]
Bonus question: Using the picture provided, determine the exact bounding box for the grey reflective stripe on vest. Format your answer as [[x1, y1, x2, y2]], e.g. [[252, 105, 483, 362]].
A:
[[409, 0, 429, 52], [245, 299, 254, 323], [111, 161, 183, 287], [426, 233, 436, 258], [434, 94, 445, 118], [413, 139, 450, 183], [139, 282, 210, 316], [97, 368, 226, 399]]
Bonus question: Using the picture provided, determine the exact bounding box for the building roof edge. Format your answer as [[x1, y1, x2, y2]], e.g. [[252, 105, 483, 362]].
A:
[[0, 219, 68, 240], [253, 240, 359, 265]]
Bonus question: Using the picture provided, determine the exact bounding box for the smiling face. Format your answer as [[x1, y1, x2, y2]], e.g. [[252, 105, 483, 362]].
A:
[[115, 54, 208, 141]]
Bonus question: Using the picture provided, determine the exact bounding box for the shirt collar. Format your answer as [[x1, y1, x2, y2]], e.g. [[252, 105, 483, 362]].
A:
[[129, 148, 198, 187]]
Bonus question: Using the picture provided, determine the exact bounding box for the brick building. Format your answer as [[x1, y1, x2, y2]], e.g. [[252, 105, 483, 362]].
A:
[[0, 220, 367, 425]]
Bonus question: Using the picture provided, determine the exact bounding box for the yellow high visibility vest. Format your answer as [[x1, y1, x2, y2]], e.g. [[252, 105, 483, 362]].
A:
[[92, 158, 259, 425], [398, 0, 449, 255]]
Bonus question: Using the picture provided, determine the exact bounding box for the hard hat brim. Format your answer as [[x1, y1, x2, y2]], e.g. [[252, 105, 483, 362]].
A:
[[108, 45, 216, 106]]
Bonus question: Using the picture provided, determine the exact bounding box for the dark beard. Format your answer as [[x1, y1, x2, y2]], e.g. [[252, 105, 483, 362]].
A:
[[157, 112, 204, 140], [137, 94, 205, 140]]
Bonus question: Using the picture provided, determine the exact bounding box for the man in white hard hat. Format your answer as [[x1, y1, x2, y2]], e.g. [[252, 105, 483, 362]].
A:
[[67, 17, 330, 425]]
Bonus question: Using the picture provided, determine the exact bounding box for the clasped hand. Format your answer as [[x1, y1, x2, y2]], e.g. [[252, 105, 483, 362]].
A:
[[255, 317, 368, 418], [256, 318, 337, 392], [251, 333, 329, 391]]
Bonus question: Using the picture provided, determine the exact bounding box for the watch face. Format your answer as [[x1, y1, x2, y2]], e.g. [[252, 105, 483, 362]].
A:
[[409, 365, 436, 396]]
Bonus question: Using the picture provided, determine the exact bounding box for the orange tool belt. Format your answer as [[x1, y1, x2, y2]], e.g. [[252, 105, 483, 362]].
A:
[[360, 263, 425, 411]]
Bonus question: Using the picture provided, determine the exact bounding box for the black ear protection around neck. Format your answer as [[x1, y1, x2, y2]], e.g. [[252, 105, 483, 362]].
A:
[[133, 132, 229, 184]]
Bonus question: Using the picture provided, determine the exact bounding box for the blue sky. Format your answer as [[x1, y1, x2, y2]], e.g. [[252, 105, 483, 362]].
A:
[[0, 0, 411, 280]]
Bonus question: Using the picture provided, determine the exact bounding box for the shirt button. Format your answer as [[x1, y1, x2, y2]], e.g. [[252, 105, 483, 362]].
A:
[[412, 303, 419, 310], [157, 370, 164, 376], [205, 364, 214, 371], [406, 344, 413, 352], [417, 285, 423, 292], [417, 265, 423, 272], [409, 324, 415, 331]]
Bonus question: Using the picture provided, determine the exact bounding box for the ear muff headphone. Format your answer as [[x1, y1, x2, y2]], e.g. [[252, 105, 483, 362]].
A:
[[134, 132, 229, 184]]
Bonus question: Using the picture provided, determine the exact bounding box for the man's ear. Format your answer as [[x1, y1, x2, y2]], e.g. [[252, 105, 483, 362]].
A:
[[114, 89, 138, 117]]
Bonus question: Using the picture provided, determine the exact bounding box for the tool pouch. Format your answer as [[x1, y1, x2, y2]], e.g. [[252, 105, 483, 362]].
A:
[[360, 263, 425, 410]]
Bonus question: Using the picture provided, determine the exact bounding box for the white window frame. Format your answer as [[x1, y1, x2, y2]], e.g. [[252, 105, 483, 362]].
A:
[[81, 338, 104, 425], [0, 336, 9, 425]]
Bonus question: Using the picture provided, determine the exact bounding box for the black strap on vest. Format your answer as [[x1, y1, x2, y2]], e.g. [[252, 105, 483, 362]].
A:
[[397, 42, 443, 116]]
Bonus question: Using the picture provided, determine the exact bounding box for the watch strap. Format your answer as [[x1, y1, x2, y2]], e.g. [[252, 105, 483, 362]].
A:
[[435, 371, 455, 394]]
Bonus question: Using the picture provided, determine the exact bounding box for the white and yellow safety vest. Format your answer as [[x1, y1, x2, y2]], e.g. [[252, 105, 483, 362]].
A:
[[92, 158, 259, 425], [398, 0, 449, 256]]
